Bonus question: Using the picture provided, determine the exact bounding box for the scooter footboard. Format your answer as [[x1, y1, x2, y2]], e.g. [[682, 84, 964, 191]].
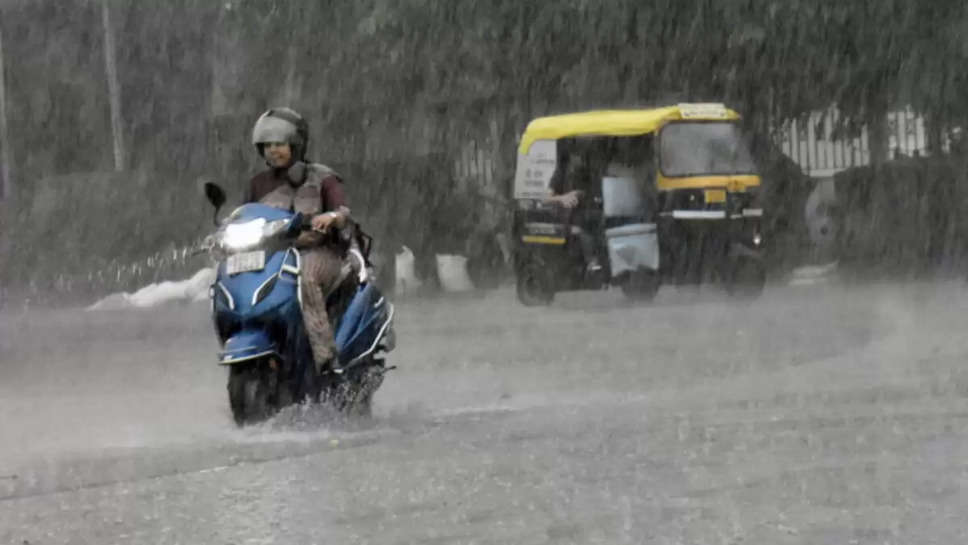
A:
[[219, 329, 278, 365]]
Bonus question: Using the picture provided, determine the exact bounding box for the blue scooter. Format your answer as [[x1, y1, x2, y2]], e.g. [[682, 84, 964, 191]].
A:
[[202, 183, 395, 425]]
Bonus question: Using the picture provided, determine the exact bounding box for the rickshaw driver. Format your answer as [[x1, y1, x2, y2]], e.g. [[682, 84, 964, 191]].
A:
[[546, 152, 604, 273]]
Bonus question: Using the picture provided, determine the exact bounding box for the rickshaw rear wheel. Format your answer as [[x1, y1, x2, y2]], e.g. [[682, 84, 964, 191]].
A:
[[726, 257, 765, 299], [620, 268, 660, 302], [516, 264, 555, 306]]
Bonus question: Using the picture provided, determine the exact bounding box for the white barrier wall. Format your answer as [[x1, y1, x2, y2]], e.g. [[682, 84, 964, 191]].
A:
[[777, 107, 948, 179]]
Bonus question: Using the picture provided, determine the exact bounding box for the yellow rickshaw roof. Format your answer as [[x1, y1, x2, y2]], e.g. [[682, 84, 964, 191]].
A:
[[518, 104, 740, 154]]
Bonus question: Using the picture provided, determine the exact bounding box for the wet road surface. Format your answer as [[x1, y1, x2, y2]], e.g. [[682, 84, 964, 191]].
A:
[[1, 281, 967, 544]]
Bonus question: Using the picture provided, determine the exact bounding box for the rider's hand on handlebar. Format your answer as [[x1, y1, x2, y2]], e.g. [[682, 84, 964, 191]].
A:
[[310, 212, 339, 233]]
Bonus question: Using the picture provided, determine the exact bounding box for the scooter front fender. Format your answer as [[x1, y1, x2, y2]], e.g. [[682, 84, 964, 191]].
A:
[[219, 329, 277, 365]]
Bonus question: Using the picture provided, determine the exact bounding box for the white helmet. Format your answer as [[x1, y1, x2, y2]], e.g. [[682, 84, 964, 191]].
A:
[[251, 107, 309, 160]]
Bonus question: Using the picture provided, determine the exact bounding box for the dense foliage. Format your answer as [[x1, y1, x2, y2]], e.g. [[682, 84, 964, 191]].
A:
[[1, 0, 965, 299]]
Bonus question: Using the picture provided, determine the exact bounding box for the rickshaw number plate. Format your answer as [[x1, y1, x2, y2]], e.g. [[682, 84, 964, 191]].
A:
[[679, 103, 729, 119], [226, 251, 266, 275], [521, 235, 566, 245], [704, 189, 726, 203]]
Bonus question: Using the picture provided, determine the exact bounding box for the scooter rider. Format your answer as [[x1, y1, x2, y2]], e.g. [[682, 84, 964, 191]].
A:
[[245, 107, 352, 373]]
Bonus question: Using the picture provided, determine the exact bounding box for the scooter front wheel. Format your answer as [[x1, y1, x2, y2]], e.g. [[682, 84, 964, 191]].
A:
[[228, 365, 272, 426]]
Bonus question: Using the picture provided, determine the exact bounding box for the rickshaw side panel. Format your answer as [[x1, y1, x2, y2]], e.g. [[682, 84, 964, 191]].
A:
[[512, 215, 586, 292], [513, 139, 558, 200]]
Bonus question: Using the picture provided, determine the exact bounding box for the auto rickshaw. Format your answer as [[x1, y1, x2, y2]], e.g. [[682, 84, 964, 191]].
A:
[[512, 103, 765, 305]]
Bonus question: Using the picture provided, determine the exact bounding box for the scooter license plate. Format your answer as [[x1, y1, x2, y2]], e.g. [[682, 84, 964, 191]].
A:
[[226, 251, 266, 275]]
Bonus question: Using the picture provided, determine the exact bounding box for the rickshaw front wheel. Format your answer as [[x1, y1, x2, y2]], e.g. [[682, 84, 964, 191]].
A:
[[516, 264, 555, 306], [726, 257, 765, 299]]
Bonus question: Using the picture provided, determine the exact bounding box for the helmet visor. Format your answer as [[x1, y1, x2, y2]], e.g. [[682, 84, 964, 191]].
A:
[[252, 116, 298, 147]]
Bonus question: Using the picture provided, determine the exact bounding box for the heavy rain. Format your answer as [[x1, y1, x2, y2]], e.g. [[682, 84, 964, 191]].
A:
[[1, 1, 968, 543]]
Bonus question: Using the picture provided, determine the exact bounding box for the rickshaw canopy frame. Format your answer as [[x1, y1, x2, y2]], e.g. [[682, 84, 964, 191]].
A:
[[517, 104, 741, 155]]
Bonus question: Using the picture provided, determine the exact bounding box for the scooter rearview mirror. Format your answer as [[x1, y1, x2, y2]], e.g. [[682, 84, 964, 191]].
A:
[[202, 181, 227, 226], [203, 182, 227, 210]]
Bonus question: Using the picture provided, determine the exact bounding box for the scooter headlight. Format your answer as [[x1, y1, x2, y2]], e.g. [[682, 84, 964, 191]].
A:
[[220, 218, 291, 251], [222, 218, 267, 250]]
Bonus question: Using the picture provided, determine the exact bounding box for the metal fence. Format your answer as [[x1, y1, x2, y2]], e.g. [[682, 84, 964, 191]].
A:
[[777, 107, 955, 179]]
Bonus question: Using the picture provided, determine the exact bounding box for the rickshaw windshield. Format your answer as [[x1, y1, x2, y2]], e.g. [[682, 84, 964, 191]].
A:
[[660, 122, 756, 177]]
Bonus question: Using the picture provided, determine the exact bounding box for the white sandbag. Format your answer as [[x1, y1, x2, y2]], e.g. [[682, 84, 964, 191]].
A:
[[395, 245, 422, 295], [436, 254, 473, 292], [789, 260, 839, 286], [791, 260, 839, 279]]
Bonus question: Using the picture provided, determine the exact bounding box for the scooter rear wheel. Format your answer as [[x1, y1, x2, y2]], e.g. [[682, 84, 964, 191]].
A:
[[322, 362, 385, 418]]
